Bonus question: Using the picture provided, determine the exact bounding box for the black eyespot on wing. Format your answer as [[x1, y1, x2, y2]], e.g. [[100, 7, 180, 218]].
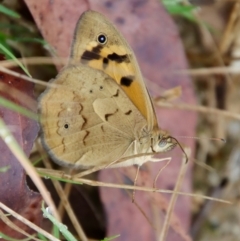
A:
[[64, 124, 69, 129], [120, 76, 134, 87], [107, 53, 129, 63], [98, 34, 107, 44]]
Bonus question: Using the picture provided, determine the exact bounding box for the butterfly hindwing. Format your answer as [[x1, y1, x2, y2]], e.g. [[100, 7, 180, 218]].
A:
[[39, 65, 147, 168]]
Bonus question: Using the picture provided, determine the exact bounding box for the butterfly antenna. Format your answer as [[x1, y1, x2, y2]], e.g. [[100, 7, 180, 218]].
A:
[[175, 136, 226, 143], [171, 136, 189, 163]]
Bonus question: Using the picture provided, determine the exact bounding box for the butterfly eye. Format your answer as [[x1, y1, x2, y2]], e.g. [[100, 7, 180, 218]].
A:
[[158, 139, 167, 147], [97, 34, 107, 44]]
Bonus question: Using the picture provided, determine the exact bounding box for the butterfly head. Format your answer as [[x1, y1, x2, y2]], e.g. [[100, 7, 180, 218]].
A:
[[154, 132, 188, 163], [153, 132, 177, 153]]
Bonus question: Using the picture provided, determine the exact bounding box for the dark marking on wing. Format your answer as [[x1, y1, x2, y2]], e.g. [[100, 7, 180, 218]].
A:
[[92, 45, 103, 53], [83, 131, 90, 145], [120, 76, 134, 87], [112, 89, 119, 97], [103, 57, 109, 69], [125, 110, 132, 115], [82, 115, 87, 129], [100, 125, 104, 132], [62, 137, 66, 152], [81, 45, 103, 62], [81, 50, 100, 62], [105, 109, 119, 121], [107, 53, 129, 63]]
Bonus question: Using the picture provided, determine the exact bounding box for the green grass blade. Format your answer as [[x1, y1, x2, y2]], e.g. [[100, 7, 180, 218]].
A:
[[41, 203, 78, 241], [162, 0, 198, 22], [0, 43, 31, 77], [101, 235, 120, 241], [0, 4, 20, 18]]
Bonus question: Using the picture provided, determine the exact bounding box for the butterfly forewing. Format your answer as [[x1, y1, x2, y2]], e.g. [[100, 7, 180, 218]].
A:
[[71, 10, 158, 131]]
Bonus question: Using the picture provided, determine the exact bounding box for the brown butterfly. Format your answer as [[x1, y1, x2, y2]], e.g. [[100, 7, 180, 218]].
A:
[[39, 10, 179, 169]]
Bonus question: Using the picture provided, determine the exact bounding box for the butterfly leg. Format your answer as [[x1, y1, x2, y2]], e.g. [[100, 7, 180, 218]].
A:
[[132, 165, 140, 203], [153, 158, 172, 189]]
